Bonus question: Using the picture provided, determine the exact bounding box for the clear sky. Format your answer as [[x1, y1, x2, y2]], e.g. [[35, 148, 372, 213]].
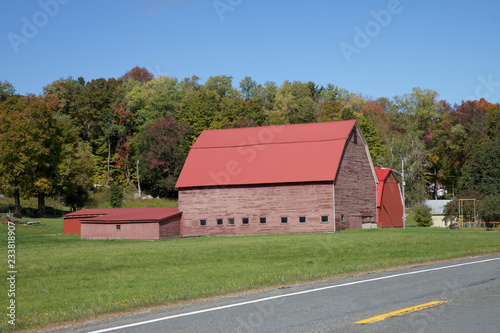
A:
[[1, 0, 499, 105]]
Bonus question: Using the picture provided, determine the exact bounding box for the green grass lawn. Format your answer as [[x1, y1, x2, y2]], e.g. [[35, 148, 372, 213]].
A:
[[0, 195, 178, 216], [1, 219, 499, 331]]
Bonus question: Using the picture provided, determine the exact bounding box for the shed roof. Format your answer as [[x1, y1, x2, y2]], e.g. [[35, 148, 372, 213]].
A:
[[176, 120, 359, 188], [63, 207, 181, 224], [424, 200, 452, 215]]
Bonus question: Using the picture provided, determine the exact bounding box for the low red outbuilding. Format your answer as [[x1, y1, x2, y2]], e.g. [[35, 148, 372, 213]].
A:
[[375, 168, 404, 228], [63, 207, 182, 240]]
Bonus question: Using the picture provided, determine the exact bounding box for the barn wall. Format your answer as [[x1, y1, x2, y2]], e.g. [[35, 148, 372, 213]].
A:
[[159, 215, 182, 238], [380, 173, 404, 227], [81, 222, 160, 240], [179, 182, 334, 237], [64, 218, 81, 235], [334, 129, 377, 230]]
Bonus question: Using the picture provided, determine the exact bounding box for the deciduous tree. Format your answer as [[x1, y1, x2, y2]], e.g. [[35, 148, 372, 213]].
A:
[[0, 95, 66, 216], [274, 80, 316, 124], [119, 66, 154, 83], [134, 116, 189, 197], [0, 80, 16, 101]]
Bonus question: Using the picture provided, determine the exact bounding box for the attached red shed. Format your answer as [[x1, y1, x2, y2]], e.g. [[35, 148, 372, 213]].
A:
[[63, 208, 108, 235], [375, 168, 404, 228], [176, 120, 379, 236], [63, 207, 182, 240]]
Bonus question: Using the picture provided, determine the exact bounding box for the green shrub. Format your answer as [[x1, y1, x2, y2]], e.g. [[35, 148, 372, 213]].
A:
[[414, 204, 433, 227], [109, 184, 124, 208], [478, 195, 500, 230]]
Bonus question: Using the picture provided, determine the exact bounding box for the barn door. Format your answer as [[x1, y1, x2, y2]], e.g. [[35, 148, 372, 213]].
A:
[[350, 215, 362, 229]]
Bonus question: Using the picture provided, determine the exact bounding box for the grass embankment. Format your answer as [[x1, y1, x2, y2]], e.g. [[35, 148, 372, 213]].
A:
[[1, 219, 499, 331]]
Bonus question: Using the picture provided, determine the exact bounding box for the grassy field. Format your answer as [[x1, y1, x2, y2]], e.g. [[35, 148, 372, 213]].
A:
[[0, 218, 499, 331], [0, 195, 178, 217]]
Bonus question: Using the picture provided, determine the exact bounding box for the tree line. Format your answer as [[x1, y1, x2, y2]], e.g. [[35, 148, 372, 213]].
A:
[[0, 67, 499, 218]]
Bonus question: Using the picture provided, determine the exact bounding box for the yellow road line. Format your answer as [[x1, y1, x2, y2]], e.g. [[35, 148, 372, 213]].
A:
[[355, 301, 450, 324]]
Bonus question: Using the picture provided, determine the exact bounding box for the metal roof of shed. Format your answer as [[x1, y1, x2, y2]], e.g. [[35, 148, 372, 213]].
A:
[[63, 207, 181, 223]]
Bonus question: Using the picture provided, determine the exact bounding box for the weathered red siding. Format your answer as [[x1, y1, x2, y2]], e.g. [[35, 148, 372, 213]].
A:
[[159, 215, 182, 238], [81, 222, 160, 240], [334, 130, 377, 230], [179, 182, 334, 237], [379, 173, 404, 227]]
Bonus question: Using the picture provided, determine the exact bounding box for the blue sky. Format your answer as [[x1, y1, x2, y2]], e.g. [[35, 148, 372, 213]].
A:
[[1, 0, 499, 104]]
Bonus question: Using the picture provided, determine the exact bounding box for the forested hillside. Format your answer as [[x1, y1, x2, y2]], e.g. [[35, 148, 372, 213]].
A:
[[1, 67, 499, 217]]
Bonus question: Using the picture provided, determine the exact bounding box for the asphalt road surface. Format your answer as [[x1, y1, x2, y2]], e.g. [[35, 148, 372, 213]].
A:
[[49, 254, 500, 333]]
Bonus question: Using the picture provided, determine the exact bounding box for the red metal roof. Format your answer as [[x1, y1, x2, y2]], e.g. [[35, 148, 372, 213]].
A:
[[63, 208, 111, 218], [176, 120, 357, 188], [63, 207, 181, 223], [375, 168, 393, 207]]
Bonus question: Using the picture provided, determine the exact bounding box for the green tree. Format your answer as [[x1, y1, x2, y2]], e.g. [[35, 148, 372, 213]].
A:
[[0, 80, 16, 101], [390, 87, 443, 137], [274, 80, 316, 124], [43, 76, 85, 117], [211, 96, 264, 129], [477, 195, 500, 229], [250, 81, 278, 111], [109, 183, 124, 208], [205, 75, 236, 97], [239, 76, 257, 100], [458, 137, 500, 196], [58, 141, 94, 211], [177, 90, 221, 145], [414, 204, 433, 227], [76, 78, 123, 185], [0, 95, 67, 216], [356, 113, 384, 160], [180, 75, 202, 96], [432, 99, 498, 198], [123, 75, 183, 130], [320, 84, 350, 103]]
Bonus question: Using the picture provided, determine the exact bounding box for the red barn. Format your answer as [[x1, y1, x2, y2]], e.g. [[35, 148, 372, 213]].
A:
[[176, 120, 378, 236], [375, 168, 404, 228], [63, 207, 181, 240]]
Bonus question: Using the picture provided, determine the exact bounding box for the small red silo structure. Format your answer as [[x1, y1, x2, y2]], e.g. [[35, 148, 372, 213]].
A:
[[375, 168, 404, 228]]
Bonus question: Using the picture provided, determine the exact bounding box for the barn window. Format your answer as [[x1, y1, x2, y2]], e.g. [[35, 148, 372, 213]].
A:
[[242, 217, 249, 225], [116, 225, 121, 230], [216, 218, 223, 226], [281, 217, 288, 224], [228, 218, 235, 225], [341, 214, 344, 223], [260, 217, 267, 224], [321, 215, 329, 223], [299, 216, 306, 223], [200, 219, 207, 226], [353, 129, 358, 144]]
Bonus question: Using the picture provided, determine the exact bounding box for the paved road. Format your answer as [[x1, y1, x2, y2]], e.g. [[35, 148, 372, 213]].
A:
[[50, 255, 500, 333]]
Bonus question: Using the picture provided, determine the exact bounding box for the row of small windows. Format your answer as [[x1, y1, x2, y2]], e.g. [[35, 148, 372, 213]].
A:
[[200, 216, 329, 226]]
